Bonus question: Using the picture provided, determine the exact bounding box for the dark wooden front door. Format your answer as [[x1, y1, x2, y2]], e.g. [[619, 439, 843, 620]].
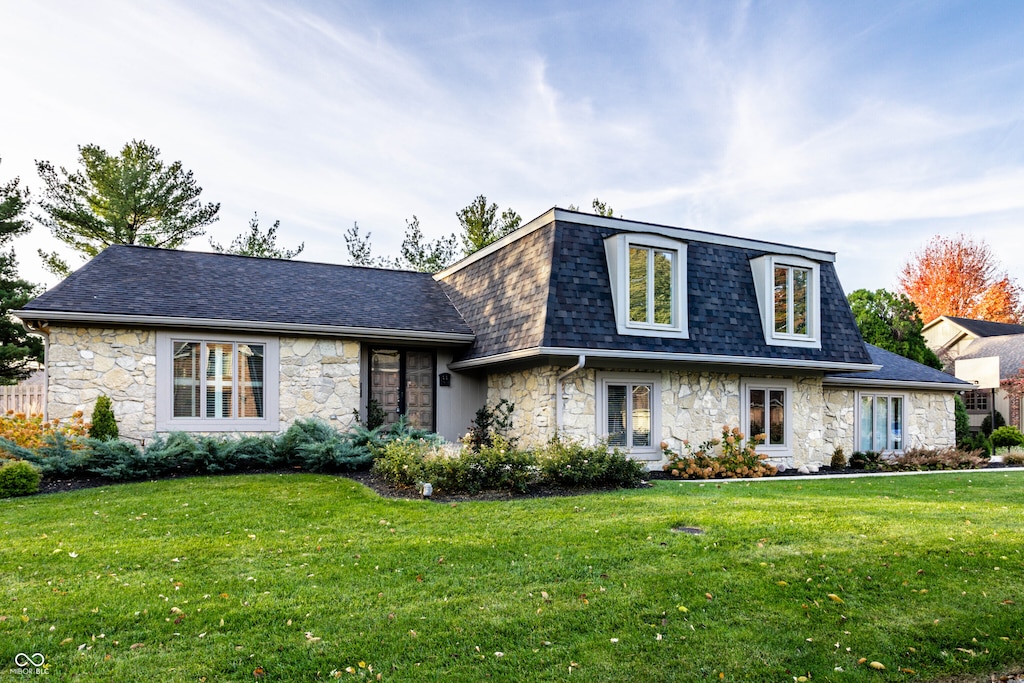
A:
[[370, 349, 435, 431]]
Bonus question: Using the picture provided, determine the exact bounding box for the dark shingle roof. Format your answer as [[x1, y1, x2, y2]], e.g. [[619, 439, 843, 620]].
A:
[[942, 316, 1024, 338], [826, 344, 970, 386], [440, 217, 873, 366], [437, 222, 555, 358], [20, 245, 474, 337], [956, 334, 1024, 379]]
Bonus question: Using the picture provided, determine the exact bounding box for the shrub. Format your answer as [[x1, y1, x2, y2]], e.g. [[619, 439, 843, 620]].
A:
[[89, 395, 119, 441], [433, 436, 535, 494], [0, 411, 89, 452], [537, 437, 646, 488], [848, 451, 883, 470], [830, 447, 847, 469], [1004, 451, 1024, 466], [882, 447, 988, 471], [0, 460, 41, 497], [961, 431, 992, 456], [372, 437, 434, 488], [981, 410, 1006, 436], [87, 439, 165, 480], [662, 427, 777, 479], [464, 399, 515, 452], [990, 426, 1024, 450]]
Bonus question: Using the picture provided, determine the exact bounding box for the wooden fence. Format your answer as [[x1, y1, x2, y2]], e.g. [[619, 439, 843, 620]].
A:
[[0, 384, 45, 416]]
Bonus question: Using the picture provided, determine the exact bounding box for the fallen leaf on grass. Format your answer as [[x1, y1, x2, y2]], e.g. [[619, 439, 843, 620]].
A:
[[869, 661, 885, 670], [827, 594, 843, 603], [130, 643, 145, 650]]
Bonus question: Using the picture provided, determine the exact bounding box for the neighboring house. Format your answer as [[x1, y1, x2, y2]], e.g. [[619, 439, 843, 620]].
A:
[[16, 208, 968, 469], [922, 315, 1024, 431]]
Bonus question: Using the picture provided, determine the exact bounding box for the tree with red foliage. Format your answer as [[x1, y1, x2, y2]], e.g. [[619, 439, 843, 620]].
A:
[[898, 234, 1023, 324]]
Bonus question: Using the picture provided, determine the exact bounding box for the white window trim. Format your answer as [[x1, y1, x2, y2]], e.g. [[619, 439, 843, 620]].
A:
[[749, 254, 821, 349], [855, 391, 908, 453], [596, 371, 662, 461], [740, 378, 793, 455], [156, 331, 280, 432], [604, 233, 688, 339]]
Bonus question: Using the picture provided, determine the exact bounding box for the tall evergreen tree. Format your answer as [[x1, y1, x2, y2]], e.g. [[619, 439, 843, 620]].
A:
[[35, 139, 220, 274], [0, 158, 44, 383], [456, 195, 521, 255]]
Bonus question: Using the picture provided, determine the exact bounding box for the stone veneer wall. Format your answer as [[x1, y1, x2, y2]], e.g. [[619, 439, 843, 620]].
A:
[[488, 365, 830, 469], [278, 337, 360, 431], [904, 391, 956, 449], [46, 326, 158, 439], [44, 326, 362, 442]]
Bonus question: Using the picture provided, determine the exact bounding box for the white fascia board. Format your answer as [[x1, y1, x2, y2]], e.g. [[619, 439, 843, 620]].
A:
[[552, 210, 836, 262], [447, 345, 881, 373], [15, 310, 476, 345], [822, 377, 971, 391]]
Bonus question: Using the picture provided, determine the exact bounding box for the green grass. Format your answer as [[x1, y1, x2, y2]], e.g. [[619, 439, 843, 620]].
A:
[[2, 472, 1023, 682]]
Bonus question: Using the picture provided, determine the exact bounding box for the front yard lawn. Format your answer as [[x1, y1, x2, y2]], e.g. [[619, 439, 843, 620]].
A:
[[2, 471, 1023, 681]]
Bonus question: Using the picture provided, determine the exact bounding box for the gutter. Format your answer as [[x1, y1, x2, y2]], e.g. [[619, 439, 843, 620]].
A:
[[822, 377, 972, 391], [448, 345, 881, 374], [14, 310, 476, 345], [555, 355, 586, 432]]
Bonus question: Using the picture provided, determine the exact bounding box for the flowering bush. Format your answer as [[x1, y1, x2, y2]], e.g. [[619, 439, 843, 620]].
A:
[[374, 436, 535, 494], [0, 411, 90, 454], [662, 426, 777, 479]]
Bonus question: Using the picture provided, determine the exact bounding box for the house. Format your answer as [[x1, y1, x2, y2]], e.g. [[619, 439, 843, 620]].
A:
[[922, 316, 1024, 431], [16, 208, 969, 469]]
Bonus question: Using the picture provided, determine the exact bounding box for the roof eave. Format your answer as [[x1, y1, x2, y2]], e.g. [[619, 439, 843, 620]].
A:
[[447, 345, 880, 373], [822, 377, 971, 391], [15, 310, 476, 345]]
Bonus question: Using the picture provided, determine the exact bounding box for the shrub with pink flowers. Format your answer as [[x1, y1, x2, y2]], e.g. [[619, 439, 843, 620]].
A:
[[662, 426, 777, 479]]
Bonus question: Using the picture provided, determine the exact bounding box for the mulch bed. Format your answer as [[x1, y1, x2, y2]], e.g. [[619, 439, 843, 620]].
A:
[[32, 461, 1019, 501]]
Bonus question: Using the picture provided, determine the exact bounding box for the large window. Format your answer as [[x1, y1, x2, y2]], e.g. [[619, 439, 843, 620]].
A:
[[597, 373, 661, 459], [157, 333, 279, 432], [750, 255, 820, 348], [858, 393, 904, 452], [604, 233, 688, 338], [773, 265, 810, 336], [629, 246, 675, 326], [741, 380, 791, 452]]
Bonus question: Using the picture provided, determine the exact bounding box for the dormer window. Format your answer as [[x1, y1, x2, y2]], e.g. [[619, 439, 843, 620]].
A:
[[750, 254, 821, 348], [605, 233, 688, 338]]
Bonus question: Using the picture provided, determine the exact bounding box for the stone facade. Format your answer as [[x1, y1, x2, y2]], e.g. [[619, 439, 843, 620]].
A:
[[489, 364, 958, 469], [278, 337, 361, 431], [46, 326, 158, 438], [44, 326, 362, 442]]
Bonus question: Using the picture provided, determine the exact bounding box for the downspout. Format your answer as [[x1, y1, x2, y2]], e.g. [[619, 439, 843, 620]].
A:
[[555, 355, 586, 433]]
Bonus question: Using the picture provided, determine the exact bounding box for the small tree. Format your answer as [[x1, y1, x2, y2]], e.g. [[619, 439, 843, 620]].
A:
[[89, 395, 119, 441], [954, 395, 970, 446], [847, 289, 942, 369]]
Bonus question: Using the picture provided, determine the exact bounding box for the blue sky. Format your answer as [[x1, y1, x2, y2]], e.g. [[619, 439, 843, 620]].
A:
[[3, 0, 1023, 293]]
